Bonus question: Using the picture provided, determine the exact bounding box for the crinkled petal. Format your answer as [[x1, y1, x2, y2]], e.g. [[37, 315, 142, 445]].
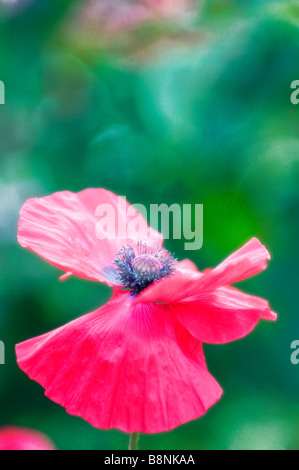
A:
[[194, 238, 271, 291], [16, 292, 222, 434], [172, 285, 277, 344], [18, 189, 163, 286], [175, 258, 199, 274], [136, 238, 271, 304], [133, 259, 202, 304]]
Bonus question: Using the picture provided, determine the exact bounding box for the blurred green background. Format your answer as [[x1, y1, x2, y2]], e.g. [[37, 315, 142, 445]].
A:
[[0, 0, 299, 450]]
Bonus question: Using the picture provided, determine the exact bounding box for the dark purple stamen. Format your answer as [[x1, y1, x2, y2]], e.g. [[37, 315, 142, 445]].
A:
[[111, 242, 177, 295]]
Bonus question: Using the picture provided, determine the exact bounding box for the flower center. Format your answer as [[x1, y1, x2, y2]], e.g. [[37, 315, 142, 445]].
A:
[[132, 254, 162, 278], [112, 242, 177, 295]]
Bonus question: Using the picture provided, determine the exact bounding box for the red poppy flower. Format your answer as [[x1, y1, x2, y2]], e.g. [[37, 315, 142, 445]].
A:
[[0, 427, 56, 450], [16, 189, 277, 434]]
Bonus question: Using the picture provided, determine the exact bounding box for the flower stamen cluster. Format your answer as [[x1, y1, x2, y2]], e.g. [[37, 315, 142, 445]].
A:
[[113, 242, 177, 295]]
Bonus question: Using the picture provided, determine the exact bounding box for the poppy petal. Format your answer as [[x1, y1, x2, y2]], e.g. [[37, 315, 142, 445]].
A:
[[0, 427, 56, 451], [16, 293, 222, 434], [194, 238, 271, 291], [18, 189, 163, 285], [132, 259, 202, 304], [172, 285, 277, 344], [135, 238, 271, 304]]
